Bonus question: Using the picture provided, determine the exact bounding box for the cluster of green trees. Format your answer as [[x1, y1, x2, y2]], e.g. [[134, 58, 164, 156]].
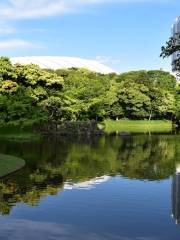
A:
[[0, 57, 179, 127]]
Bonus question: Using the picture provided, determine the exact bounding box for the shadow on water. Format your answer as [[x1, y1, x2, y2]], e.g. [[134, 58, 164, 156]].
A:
[[0, 134, 180, 223]]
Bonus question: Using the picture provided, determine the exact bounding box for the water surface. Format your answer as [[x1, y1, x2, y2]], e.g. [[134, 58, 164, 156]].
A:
[[0, 134, 180, 240]]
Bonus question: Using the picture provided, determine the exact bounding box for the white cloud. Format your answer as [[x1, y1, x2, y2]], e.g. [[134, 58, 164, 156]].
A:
[[95, 56, 121, 65], [0, 0, 67, 19], [1, 0, 71, 19], [0, 26, 16, 34], [0, 0, 172, 20], [0, 0, 173, 52], [0, 219, 168, 240], [64, 176, 111, 190], [0, 39, 36, 49]]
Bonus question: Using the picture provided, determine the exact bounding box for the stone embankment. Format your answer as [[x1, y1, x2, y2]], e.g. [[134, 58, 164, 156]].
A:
[[36, 120, 104, 135]]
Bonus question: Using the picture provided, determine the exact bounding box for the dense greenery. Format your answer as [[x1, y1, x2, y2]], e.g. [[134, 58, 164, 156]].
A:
[[0, 57, 179, 127], [0, 57, 63, 126]]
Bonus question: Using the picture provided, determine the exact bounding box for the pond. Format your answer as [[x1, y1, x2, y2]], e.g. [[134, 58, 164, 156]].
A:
[[0, 134, 180, 240]]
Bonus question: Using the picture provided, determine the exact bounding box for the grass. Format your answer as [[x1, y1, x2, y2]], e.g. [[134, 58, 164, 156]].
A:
[[0, 127, 41, 141], [101, 120, 173, 134], [0, 154, 25, 178]]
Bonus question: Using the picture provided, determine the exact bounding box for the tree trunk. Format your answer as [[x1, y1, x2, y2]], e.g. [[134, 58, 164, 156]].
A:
[[149, 109, 152, 122]]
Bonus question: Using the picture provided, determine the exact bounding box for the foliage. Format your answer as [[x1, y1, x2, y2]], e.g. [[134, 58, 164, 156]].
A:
[[55, 68, 178, 121], [161, 33, 180, 73], [0, 57, 179, 127], [161, 34, 180, 123], [0, 57, 63, 126]]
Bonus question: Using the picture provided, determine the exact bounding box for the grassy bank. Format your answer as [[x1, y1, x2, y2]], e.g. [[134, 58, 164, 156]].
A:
[[0, 154, 25, 178], [0, 120, 173, 139], [101, 120, 172, 134]]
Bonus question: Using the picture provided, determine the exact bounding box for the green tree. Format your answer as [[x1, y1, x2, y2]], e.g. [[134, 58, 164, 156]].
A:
[[161, 33, 180, 74]]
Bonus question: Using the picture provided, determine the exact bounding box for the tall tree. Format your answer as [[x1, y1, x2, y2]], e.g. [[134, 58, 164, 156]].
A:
[[160, 33, 180, 75]]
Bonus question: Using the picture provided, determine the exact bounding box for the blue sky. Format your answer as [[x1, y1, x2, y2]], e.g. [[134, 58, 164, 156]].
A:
[[0, 0, 179, 72]]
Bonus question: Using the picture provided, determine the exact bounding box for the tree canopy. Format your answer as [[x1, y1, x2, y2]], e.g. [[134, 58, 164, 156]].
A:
[[161, 33, 180, 73], [0, 56, 179, 127]]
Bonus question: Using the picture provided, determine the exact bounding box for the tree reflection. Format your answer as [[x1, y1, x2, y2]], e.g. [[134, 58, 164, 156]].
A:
[[118, 136, 178, 180], [0, 134, 180, 215]]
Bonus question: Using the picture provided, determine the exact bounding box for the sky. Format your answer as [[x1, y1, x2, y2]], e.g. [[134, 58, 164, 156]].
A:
[[0, 0, 179, 73]]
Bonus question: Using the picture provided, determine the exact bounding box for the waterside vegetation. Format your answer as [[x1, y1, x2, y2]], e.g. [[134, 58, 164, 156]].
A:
[[0, 57, 179, 134]]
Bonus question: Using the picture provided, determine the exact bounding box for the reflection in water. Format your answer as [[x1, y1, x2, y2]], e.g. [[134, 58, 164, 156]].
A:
[[64, 175, 111, 190], [0, 134, 180, 219], [172, 165, 180, 224], [0, 219, 110, 240]]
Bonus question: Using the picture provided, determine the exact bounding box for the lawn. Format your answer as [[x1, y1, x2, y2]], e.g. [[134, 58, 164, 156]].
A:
[[0, 154, 25, 178], [101, 120, 172, 134]]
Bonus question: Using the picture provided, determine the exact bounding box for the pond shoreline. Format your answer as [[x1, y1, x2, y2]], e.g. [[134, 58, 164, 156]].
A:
[[0, 154, 25, 178], [34, 119, 174, 135], [0, 120, 175, 140]]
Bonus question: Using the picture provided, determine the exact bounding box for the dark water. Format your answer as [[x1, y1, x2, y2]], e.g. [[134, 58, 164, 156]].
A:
[[0, 134, 180, 240]]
